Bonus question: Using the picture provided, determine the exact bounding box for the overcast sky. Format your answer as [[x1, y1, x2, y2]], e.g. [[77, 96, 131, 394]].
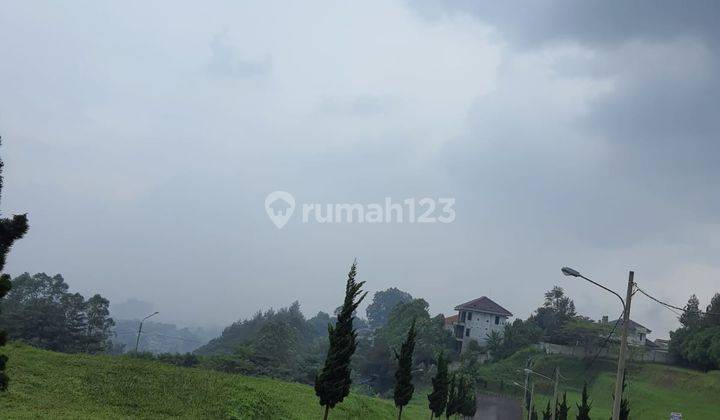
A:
[[2, 1, 719, 338]]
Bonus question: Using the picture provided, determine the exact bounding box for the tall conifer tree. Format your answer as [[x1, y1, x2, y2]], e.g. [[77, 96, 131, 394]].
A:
[[315, 261, 367, 420], [460, 376, 477, 419], [427, 351, 449, 418], [445, 374, 458, 419], [0, 137, 29, 391], [542, 400, 552, 420], [556, 392, 570, 420], [394, 319, 417, 420], [576, 382, 592, 420], [609, 372, 630, 420]]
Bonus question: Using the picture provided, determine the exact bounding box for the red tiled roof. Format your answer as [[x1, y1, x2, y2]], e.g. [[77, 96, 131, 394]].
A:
[[454, 296, 513, 317], [444, 314, 459, 325]]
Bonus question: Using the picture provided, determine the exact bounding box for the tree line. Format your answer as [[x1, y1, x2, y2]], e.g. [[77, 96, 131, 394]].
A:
[[669, 293, 720, 370], [0, 273, 115, 354]]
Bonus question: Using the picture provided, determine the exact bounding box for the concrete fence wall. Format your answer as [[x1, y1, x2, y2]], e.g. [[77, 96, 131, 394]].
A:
[[536, 342, 673, 364]]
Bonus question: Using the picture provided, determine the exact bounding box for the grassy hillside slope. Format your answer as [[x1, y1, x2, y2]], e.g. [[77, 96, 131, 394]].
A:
[[475, 348, 720, 419], [0, 343, 430, 419]]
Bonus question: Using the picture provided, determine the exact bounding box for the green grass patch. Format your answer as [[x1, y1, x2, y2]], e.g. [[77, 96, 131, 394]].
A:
[[475, 347, 720, 419], [0, 342, 432, 419]]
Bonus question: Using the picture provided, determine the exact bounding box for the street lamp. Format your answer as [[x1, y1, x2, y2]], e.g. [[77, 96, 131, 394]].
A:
[[561, 267, 625, 310], [511, 381, 535, 420], [518, 368, 562, 420], [134, 311, 159, 353], [561, 267, 634, 420]]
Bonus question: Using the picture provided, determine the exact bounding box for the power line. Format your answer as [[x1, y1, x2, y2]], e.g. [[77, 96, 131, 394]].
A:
[[582, 311, 623, 374], [635, 286, 720, 317]]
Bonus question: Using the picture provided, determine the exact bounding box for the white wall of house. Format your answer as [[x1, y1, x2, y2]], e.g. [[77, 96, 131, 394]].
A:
[[456, 309, 508, 350], [627, 326, 650, 346]]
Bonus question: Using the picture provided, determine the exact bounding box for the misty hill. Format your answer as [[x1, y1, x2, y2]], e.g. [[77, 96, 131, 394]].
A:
[[195, 302, 330, 356], [0, 342, 430, 419], [112, 319, 218, 354]]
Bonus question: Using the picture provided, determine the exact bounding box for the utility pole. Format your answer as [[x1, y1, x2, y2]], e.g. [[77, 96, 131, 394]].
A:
[[134, 311, 159, 353], [551, 367, 559, 420], [527, 381, 535, 420], [612, 271, 634, 420], [523, 358, 531, 415]]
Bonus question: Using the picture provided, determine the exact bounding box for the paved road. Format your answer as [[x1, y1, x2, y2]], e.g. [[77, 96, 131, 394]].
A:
[[474, 393, 522, 420]]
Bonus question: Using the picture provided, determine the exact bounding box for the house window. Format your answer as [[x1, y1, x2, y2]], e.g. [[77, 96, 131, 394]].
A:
[[465, 328, 470, 337], [460, 311, 466, 322], [467, 312, 472, 321], [495, 316, 500, 325]]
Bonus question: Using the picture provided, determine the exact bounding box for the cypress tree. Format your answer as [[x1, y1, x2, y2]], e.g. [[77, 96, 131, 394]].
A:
[[542, 400, 552, 420], [394, 319, 417, 420], [0, 137, 29, 391], [459, 377, 477, 419], [556, 392, 570, 420], [427, 351, 449, 419], [609, 372, 630, 420], [576, 382, 592, 420], [453, 375, 468, 419], [445, 373, 458, 419], [314, 261, 367, 420]]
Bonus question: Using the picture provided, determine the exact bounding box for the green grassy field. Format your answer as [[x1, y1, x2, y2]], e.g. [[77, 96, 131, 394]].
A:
[[475, 347, 720, 419], [0, 343, 431, 419], [2, 342, 719, 419]]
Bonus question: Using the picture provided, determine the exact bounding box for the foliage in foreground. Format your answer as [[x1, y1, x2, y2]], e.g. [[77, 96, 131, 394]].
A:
[[427, 352, 449, 418], [393, 319, 416, 419], [0, 137, 30, 391], [315, 261, 367, 419], [0, 342, 433, 419]]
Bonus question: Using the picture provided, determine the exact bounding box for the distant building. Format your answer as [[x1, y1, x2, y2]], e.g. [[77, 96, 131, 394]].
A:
[[447, 296, 513, 352], [609, 318, 652, 346], [653, 338, 670, 350], [443, 314, 458, 331]]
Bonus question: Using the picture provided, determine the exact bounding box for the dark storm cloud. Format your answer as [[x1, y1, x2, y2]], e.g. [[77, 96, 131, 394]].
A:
[[421, 0, 720, 248], [409, 0, 720, 48]]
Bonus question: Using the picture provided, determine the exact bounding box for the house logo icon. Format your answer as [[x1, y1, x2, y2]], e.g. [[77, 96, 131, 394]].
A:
[[264, 191, 295, 229]]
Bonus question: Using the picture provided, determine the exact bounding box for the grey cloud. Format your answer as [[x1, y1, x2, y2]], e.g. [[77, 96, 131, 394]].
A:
[[408, 0, 720, 49], [318, 96, 390, 117], [2, 0, 718, 338], [208, 31, 272, 79]]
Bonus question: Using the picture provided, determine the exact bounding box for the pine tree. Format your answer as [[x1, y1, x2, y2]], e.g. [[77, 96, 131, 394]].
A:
[[454, 375, 468, 419], [576, 382, 592, 420], [0, 137, 29, 391], [314, 261, 367, 420], [680, 295, 702, 329], [459, 377, 477, 419], [542, 400, 552, 420], [394, 319, 417, 420], [556, 392, 570, 420], [609, 372, 630, 420], [445, 373, 458, 419], [427, 352, 449, 419]]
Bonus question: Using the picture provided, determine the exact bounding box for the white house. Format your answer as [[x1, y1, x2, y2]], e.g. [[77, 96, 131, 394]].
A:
[[610, 318, 652, 346], [448, 296, 513, 352]]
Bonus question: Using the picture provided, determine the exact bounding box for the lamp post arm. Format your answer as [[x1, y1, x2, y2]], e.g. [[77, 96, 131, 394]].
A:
[[578, 274, 625, 310]]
